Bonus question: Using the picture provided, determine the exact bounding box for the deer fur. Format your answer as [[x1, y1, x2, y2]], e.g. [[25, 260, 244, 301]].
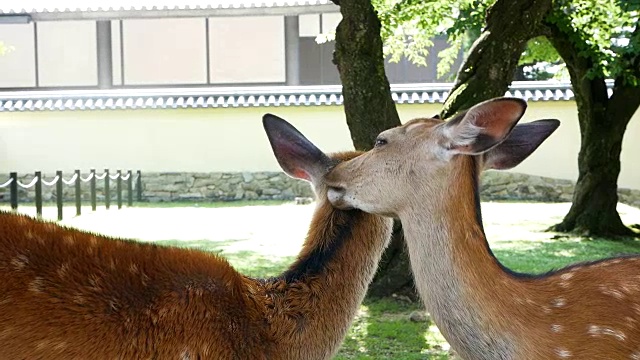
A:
[[325, 97, 640, 359], [0, 115, 392, 359]]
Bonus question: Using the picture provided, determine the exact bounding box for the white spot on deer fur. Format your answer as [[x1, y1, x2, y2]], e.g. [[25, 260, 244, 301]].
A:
[[108, 299, 119, 312], [130, 263, 139, 274], [551, 324, 563, 333], [89, 274, 101, 290], [552, 297, 566, 307], [555, 348, 571, 358], [181, 348, 191, 360], [11, 254, 29, 270], [141, 272, 150, 287], [29, 277, 44, 292], [0, 295, 11, 305], [58, 263, 69, 278], [600, 285, 625, 299], [64, 235, 74, 245], [0, 326, 12, 339], [74, 294, 86, 305], [621, 283, 640, 294], [631, 351, 640, 360], [588, 325, 627, 341], [53, 342, 67, 350], [560, 273, 573, 280], [36, 339, 51, 349], [201, 343, 211, 356]]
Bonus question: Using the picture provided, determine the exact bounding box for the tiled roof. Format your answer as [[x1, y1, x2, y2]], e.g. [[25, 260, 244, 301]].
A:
[[0, 81, 600, 112], [0, 1, 338, 20]]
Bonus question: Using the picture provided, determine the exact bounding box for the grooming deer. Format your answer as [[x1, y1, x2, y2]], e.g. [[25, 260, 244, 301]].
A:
[[325, 97, 640, 359], [0, 116, 392, 359]]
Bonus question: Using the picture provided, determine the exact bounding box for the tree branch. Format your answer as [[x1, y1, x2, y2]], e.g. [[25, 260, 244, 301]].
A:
[[440, 0, 553, 118]]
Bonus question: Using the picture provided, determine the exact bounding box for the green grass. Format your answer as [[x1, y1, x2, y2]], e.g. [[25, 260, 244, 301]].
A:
[[493, 236, 640, 274]]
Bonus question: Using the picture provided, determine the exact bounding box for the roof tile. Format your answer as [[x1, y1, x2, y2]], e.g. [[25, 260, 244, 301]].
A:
[[0, 81, 613, 112]]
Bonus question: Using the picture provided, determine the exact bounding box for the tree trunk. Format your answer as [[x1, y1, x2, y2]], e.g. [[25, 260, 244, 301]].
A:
[[544, 21, 640, 237], [331, 0, 415, 299], [441, 0, 552, 118]]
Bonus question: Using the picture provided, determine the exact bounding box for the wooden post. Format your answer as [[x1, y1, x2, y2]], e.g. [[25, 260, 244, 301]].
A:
[[136, 170, 142, 202], [117, 170, 122, 209], [9, 172, 18, 211], [75, 170, 81, 216], [56, 170, 63, 221], [127, 170, 133, 206], [105, 169, 110, 210], [90, 169, 97, 211], [35, 171, 42, 218]]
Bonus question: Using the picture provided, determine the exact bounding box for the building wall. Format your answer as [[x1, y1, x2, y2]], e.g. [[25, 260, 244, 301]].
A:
[[0, 13, 459, 88], [0, 101, 638, 190]]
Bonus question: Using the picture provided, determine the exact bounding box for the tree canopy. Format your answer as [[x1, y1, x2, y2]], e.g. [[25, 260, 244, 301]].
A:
[[368, 0, 638, 84]]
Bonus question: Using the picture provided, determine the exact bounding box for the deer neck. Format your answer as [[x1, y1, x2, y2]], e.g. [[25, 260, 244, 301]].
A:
[[399, 157, 519, 360], [265, 197, 392, 358]]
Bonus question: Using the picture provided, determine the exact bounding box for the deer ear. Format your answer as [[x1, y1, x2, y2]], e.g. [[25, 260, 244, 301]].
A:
[[483, 119, 560, 170], [263, 114, 332, 183], [441, 98, 527, 155]]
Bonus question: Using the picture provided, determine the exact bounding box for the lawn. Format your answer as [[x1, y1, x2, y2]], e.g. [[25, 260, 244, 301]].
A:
[[3, 200, 640, 359]]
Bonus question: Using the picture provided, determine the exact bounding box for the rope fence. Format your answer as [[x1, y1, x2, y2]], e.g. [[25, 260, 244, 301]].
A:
[[0, 169, 142, 221]]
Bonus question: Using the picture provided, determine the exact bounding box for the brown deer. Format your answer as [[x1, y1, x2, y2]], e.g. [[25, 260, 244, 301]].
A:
[[325, 97, 640, 359], [0, 115, 392, 359]]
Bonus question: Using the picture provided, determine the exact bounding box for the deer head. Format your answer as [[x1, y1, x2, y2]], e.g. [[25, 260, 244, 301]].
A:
[[325, 98, 560, 217]]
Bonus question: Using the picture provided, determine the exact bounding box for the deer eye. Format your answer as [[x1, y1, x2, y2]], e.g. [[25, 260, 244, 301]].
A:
[[374, 138, 388, 148]]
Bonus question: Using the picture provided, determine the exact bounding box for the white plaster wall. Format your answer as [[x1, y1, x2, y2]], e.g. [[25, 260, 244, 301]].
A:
[[37, 21, 98, 87], [0, 101, 638, 189], [0, 23, 36, 88]]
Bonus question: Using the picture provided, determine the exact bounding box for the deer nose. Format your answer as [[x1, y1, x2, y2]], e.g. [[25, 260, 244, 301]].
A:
[[327, 186, 353, 210]]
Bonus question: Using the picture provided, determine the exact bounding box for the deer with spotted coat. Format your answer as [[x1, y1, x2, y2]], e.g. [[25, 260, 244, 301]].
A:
[[322, 97, 640, 359], [0, 116, 392, 359]]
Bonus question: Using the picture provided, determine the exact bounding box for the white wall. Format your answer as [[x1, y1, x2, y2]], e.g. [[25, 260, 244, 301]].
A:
[[0, 23, 36, 87], [0, 101, 638, 190], [209, 16, 285, 84], [122, 18, 208, 85], [37, 21, 98, 87]]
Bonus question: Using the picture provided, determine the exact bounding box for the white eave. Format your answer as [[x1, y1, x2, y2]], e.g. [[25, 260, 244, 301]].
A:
[[0, 1, 339, 21], [0, 81, 604, 112]]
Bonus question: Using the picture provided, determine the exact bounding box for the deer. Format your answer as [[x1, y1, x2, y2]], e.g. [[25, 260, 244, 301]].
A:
[[323, 97, 640, 359], [0, 115, 393, 359]]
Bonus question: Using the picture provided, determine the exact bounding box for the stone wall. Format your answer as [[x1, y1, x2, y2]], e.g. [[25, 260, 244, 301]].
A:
[[0, 171, 638, 208], [141, 172, 313, 202]]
